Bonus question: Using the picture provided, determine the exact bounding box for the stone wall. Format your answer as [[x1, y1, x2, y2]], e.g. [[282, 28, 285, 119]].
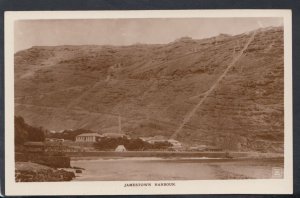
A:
[[15, 153, 71, 168]]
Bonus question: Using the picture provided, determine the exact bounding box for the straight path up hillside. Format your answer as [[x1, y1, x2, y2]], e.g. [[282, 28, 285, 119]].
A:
[[170, 31, 257, 139]]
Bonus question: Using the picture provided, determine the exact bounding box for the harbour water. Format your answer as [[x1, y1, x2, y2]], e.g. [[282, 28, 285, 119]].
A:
[[71, 157, 283, 181]]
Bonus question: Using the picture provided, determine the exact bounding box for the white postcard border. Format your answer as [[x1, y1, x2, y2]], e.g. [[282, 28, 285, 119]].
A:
[[4, 10, 293, 195]]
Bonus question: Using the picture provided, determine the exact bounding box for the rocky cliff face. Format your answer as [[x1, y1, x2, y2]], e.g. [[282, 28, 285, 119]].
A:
[[15, 27, 284, 152]]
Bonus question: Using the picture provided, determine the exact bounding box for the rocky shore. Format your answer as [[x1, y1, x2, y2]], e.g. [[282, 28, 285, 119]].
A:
[[15, 162, 75, 182]]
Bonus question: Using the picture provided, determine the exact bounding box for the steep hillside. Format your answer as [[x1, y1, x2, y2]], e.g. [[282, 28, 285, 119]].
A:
[[15, 27, 284, 152]]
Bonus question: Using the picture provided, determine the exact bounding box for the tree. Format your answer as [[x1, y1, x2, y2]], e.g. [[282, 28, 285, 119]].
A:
[[15, 116, 45, 146]]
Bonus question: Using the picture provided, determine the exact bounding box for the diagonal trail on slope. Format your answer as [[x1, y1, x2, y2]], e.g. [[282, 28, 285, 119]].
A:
[[170, 31, 257, 139]]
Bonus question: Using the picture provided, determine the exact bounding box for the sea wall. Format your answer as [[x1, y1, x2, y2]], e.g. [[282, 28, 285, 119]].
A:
[[31, 155, 71, 168], [66, 151, 283, 159], [15, 153, 71, 168], [66, 151, 229, 158]]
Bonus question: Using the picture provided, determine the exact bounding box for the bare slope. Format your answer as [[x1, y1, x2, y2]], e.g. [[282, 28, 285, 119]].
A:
[[15, 27, 284, 152]]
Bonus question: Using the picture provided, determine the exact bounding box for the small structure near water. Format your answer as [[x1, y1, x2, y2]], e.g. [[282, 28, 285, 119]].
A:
[[115, 145, 127, 152]]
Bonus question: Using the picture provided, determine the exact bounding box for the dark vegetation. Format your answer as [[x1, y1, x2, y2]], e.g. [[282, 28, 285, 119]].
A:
[[15, 116, 172, 152], [15, 116, 45, 146], [15, 116, 74, 182], [94, 137, 172, 151]]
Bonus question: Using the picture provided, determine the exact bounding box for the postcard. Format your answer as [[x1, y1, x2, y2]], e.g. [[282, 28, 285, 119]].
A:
[[4, 10, 293, 195]]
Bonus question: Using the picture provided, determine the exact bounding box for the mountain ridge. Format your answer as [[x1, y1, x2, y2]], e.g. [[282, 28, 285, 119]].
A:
[[15, 26, 284, 152]]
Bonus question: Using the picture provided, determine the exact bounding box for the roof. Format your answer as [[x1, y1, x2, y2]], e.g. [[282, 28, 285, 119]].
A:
[[76, 133, 103, 137]]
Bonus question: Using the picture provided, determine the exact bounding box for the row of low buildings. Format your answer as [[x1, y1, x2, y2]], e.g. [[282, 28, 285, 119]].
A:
[[24, 133, 183, 153], [75, 133, 183, 150], [40, 133, 221, 152], [75, 132, 127, 142]]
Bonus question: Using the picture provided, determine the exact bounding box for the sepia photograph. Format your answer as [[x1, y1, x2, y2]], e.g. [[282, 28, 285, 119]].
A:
[[4, 10, 293, 195]]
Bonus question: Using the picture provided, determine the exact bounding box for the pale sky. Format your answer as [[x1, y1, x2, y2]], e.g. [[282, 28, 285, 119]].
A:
[[14, 17, 283, 52]]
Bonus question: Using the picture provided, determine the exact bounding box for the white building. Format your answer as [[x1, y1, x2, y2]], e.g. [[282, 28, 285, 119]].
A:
[[75, 133, 103, 142], [168, 139, 182, 147], [142, 135, 167, 144], [168, 139, 183, 151]]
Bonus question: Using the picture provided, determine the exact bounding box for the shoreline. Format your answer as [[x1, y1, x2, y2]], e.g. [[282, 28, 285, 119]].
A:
[[66, 151, 283, 159], [71, 156, 283, 181], [15, 155, 284, 182], [15, 162, 76, 182], [15, 152, 284, 182]]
